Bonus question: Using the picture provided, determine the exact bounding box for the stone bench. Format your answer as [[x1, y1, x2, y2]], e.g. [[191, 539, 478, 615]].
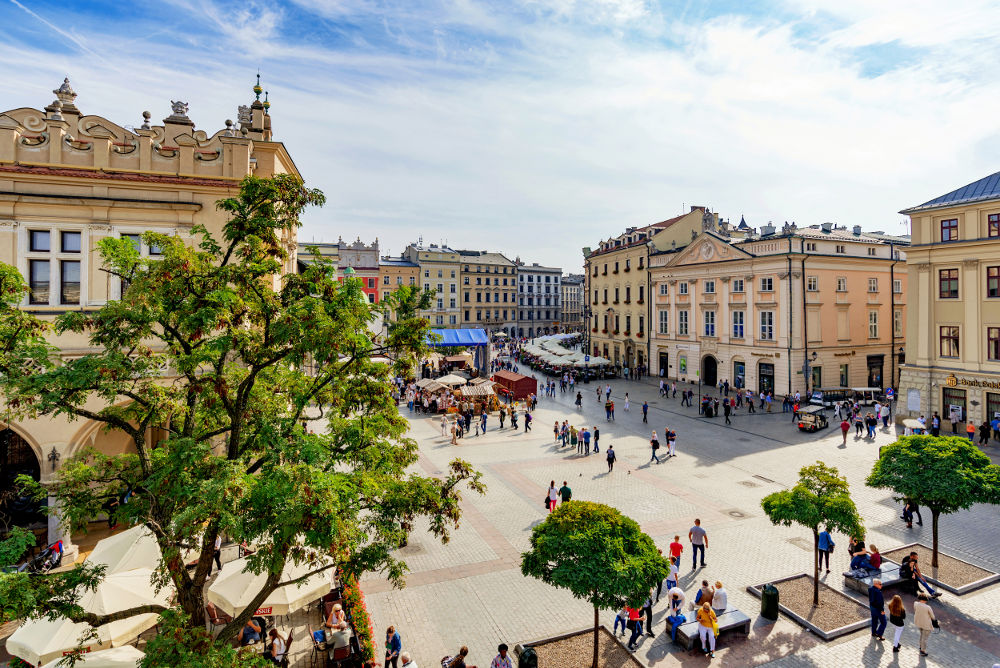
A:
[[668, 608, 751, 651], [843, 560, 910, 595]]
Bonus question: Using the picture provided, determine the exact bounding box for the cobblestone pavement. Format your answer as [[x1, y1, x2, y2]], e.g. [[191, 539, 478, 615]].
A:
[[361, 376, 1000, 667]]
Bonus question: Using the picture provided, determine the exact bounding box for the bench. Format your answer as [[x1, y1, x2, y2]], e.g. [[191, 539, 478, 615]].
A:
[[668, 608, 751, 651], [843, 560, 911, 595]]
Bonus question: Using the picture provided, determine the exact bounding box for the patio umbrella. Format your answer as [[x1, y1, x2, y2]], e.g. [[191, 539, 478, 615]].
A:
[[86, 525, 161, 574], [436, 374, 467, 386], [6, 616, 112, 666], [40, 645, 145, 668], [206, 557, 333, 617]]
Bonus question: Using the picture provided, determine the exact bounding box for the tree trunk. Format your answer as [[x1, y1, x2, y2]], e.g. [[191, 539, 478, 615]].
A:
[[812, 529, 820, 607], [931, 509, 940, 568], [592, 604, 599, 668]]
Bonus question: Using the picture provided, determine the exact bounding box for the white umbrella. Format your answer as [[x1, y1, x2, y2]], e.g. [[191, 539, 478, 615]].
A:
[[6, 616, 112, 666], [436, 374, 467, 386], [86, 525, 161, 575], [206, 557, 333, 617], [40, 645, 145, 668]]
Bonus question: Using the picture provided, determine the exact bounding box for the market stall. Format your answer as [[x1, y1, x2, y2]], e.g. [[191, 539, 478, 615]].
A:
[[492, 370, 537, 400]]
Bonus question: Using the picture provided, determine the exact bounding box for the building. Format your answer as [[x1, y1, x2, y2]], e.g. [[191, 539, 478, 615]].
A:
[[0, 77, 300, 556], [403, 241, 461, 327], [649, 221, 908, 396], [457, 250, 517, 336], [560, 274, 585, 333], [335, 237, 380, 303], [516, 261, 562, 338], [584, 206, 715, 370], [379, 256, 420, 306], [897, 170, 1000, 425]]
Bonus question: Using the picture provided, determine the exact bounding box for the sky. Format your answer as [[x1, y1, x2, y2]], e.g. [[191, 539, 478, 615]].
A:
[[2, 0, 1000, 271]]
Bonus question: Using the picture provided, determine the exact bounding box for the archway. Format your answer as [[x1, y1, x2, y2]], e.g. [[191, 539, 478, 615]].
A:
[[701, 355, 718, 387], [0, 427, 45, 533]]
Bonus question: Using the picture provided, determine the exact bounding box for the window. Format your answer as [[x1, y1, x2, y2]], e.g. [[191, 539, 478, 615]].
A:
[[659, 310, 669, 334], [450, 270, 455, 278], [839, 364, 849, 387], [990, 214, 1000, 238], [60, 260, 81, 304], [868, 311, 878, 338], [383, 275, 390, 285], [659, 283, 669, 296], [61, 231, 81, 253], [409, 276, 415, 285], [806, 242, 816, 251], [367, 278, 375, 288], [894, 309, 903, 336], [835, 245, 845, 254], [625, 315, 631, 332], [806, 276, 818, 291], [868, 278, 878, 293], [625, 287, 631, 302], [638, 286, 644, 302], [424, 270, 430, 278], [941, 218, 958, 242], [732, 278, 744, 293], [367, 293, 375, 303], [836, 277, 847, 292], [704, 280, 715, 294], [868, 247, 877, 256], [732, 311, 744, 338], [939, 269, 959, 298], [28, 259, 49, 304], [449, 315, 457, 324], [704, 311, 716, 336], [29, 230, 50, 252], [450, 284, 456, 293], [614, 288, 619, 302], [464, 291, 470, 302], [679, 282, 688, 295], [893, 279, 902, 294], [449, 298, 456, 308], [436, 298, 443, 309], [760, 277, 773, 292], [625, 259, 630, 270], [678, 310, 689, 335], [940, 326, 960, 358], [989, 266, 1000, 298], [435, 315, 443, 325], [436, 283, 443, 294], [437, 270, 443, 278], [464, 276, 470, 285], [759, 311, 774, 340], [989, 327, 1000, 361], [638, 316, 644, 334]]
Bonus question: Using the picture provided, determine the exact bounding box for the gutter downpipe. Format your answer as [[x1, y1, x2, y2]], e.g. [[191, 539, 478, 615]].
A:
[[889, 242, 898, 396], [787, 238, 793, 395], [801, 238, 809, 395]]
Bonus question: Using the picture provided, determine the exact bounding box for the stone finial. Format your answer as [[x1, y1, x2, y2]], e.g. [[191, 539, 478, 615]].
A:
[[141, 111, 151, 130], [253, 73, 263, 101], [263, 91, 270, 112], [47, 100, 63, 121], [237, 105, 252, 125], [170, 101, 189, 117], [223, 119, 235, 136], [53, 77, 77, 104]]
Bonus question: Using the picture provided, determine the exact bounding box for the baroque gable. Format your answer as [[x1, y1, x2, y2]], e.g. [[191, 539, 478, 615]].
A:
[[667, 232, 752, 267]]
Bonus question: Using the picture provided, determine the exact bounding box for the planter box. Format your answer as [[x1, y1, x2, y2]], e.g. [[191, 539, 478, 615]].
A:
[[882, 543, 1000, 595], [516, 625, 642, 668], [746, 574, 870, 641]]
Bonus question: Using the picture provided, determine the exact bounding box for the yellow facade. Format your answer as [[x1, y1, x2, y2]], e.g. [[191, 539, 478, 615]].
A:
[[898, 173, 1000, 424], [458, 251, 517, 335], [0, 79, 301, 555], [403, 242, 462, 328]]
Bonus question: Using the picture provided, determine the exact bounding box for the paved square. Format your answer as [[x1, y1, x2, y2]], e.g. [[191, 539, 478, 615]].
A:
[[361, 378, 1000, 666]]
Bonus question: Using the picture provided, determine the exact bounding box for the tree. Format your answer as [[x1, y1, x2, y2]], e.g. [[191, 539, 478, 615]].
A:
[[521, 501, 669, 668], [761, 462, 863, 606], [0, 174, 484, 662], [867, 435, 1000, 567]]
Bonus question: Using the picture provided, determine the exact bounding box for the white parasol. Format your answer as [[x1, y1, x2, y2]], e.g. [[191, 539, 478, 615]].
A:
[[206, 557, 333, 617], [6, 616, 112, 666], [40, 645, 145, 668], [86, 525, 162, 575], [435, 374, 468, 386]]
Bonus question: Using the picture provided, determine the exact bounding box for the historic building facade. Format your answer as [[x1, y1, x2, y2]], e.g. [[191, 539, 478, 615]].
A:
[[516, 261, 562, 338], [335, 237, 380, 303], [402, 241, 461, 328], [457, 250, 517, 336], [560, 274, 585, 333], [897, 171, 1000, 425], [649, 223, 908, 396], [0, 78, 301, 555]]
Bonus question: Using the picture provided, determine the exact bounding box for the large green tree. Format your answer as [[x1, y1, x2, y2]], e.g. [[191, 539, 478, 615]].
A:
[[867, 435, 1000, 567], [761, 462, 864, 606], [0, 175, 483, 664], [521, 501, 669, 668]]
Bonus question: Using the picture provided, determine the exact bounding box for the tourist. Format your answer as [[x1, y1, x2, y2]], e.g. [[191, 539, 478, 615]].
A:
[[695, 580, 715, 608], [689, 519, 708, 569], [524, 410, 532, 432], [327, 621, 352, 652], [558, 480, 572, 504], [240, 618, 261, 645], [930, 412, 941, 436], [903, 552, 941, 598], [575, 391, 582, 409], [665, 556, 679, 592], [642, 401, 649, 423], [610, 400, 615, 420], [669, 535, 684, 564], [723, 400, 731, 425], [442, 646, 470, 668], [868, 579, 887, 641], [264, 628, 287, 665], [696, 602, 717, 658], [624, 392, 630, 411], [649, 431, 661, 464], [605, 399, 613, 421], [325, 603, 346, 628], [643, 596, 655, 637], [384, 627, 403, 668], [547, 481, 558, 513], [606, 445, 616, 472], [553, 421, 560, 444], [581, 426, 591, 455], [913, 594, 937, 657], [868, 545, 882, 569], [667, 427, 677, 458], [625, 606, 643, 650], [400, 651, 418, 668], [614, 606, 628, 636], [593, 426, 600, 453], [966, 420, 976, 441], [712, 581, 728, 612], [491, 644, 513, 668], [840, 417, 850, 445], [440, 414, 449, 438], [888, 594, 906, 653], [817, 528, 834, 573]]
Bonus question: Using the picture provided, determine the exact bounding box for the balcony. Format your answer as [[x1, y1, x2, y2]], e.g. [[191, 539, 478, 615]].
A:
[[637, 332, 644, 338], [624, 299, 631, 305], [636, 299, 644, 305], [624, 267, 631, 273], [592, 300, 598, 306], [602, 270, 608, 276], [613, 300, 619, 304], [602, 300, 608, 305]]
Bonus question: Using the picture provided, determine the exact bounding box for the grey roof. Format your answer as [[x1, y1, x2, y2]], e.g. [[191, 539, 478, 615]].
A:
[[379, 257, 419, 267], [737, 215, 750, 230], [901, 170, 1000, 214], [455, 250, 515, 265]]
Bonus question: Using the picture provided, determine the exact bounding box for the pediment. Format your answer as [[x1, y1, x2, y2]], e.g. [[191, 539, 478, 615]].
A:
[[667, 233, 752, 267]]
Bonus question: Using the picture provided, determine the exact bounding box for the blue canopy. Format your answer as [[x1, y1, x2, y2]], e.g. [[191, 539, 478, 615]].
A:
[[428, 328, 489, 346]]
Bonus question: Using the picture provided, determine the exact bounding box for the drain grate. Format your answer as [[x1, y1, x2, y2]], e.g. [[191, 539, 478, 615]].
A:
[[754, 474, 776, 483], [727, 510, 748, 519], [738, 480, 761, 488]]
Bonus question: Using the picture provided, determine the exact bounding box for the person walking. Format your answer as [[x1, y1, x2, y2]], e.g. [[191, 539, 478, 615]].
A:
[[913, 594, 937, 657], [695, 602, 717, 658], [689, 519, 707, 569], [491, 644, 513, 668], [817, 527, 834, 573], [575, 391, 583, 410], [643, 596, 655, 637], [840, 418, 850, 445], [680, 390, 689, 408], [610, 400, 616, 420], [649, 431, 661, 464], [642, 401, 649, 423], [624, 393, 630, 412], [547, 481, 558, 513], [930, 412, 940, 436], [558, 480, 572, 505], [593, 426, 600, 453], [524, 411, 532, 432], [868, 579, 887, 641], [553, 421, 560, 444], [385, 626, 402, 668], [888, 594, 906, 653], [667, 428, 677, 458], [723, 400, 731, 425], [582, 426, 591, 455], [606, 445, 616, 473]]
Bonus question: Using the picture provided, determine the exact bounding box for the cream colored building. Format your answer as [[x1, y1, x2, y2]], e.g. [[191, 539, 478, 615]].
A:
[[897, 171, 1000, 425], [649, 222, 908, 396], [560, 274, 585, 333], [584, 207, 716, 370], [457, 250, 517, 335], [403, 241, 461, 328], [0, 78, 300, 555]]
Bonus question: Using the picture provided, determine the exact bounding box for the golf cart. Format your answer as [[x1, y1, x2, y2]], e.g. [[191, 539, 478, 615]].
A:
[[797, 405, 829, 432]]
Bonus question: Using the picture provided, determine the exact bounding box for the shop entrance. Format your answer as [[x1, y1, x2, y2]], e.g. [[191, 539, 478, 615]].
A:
[[658, 352, 668, 377], [867, 355, 884, 388], [733, 361, 745, 389], [942, 387, 966, 429], [758, 362, 775, 395], [701, 356, 718, 387]]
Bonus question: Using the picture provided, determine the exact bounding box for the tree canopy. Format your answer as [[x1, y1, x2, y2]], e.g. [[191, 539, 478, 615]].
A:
[[521, 501, 669, 668], [867, 435, 1000, 566], [761, 461, 863, 606], [0, 174, 484, 664]]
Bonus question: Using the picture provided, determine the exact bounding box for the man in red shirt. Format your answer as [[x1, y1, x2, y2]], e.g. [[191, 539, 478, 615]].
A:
[[840, 419, 850, 445], [669, 535, 684, 561]]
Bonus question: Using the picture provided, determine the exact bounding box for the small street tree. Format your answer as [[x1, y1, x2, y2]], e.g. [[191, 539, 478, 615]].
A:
[[761, 462, 863, 606], [0, 174, 484, 664], [867, 435, 1000, 567], [521, 501, 669, 668]]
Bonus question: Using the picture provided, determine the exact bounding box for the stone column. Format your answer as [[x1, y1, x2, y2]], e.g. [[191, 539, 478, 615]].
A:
[[47, 494, 79, 564]]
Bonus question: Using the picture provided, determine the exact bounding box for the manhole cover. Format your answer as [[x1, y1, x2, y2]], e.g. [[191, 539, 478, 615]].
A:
[[727, 510, 747, 519], [738, 481, 760, 488]]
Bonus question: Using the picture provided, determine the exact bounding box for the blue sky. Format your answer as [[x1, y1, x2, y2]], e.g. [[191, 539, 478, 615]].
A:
[[2, 0, 1000, 269]]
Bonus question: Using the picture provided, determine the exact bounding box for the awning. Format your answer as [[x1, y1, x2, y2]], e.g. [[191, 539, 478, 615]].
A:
[[428, 329, 489, 346], [459, 384, 496, 397]]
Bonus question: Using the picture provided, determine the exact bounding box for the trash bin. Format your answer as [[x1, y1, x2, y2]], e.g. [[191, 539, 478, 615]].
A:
[[761, 583, 779, 620], [517, 646, 537, 668]]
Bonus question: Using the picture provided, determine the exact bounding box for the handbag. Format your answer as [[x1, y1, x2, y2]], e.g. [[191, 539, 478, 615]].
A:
[[712, 618, 720, 637], [931, 618, 940, 629], [544, 496, 550, 509]]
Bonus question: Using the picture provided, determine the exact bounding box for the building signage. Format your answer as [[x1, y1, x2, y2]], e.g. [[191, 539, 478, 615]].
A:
[[751, 352, 779, 358], [945, 373, 1000, 390], [255, 606, 273, 616]]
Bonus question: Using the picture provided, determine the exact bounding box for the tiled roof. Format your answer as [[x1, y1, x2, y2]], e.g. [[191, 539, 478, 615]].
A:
[[901, 170, 1000, 214], [379, 257, 419, 267]]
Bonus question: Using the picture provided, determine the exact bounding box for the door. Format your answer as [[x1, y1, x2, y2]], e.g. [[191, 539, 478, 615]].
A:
[[942, 387, 966, 427], [759, 362, 775, 394], [701, 356, 718, 386], [867, 355, 884, 388], [0, 428, 44, 530], [733, 361, 745, 389], [659, 352, 668, 377]]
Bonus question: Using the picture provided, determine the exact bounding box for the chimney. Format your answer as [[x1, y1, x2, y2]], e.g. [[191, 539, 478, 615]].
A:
[[761, 224, 776, 236], [821, 222, 833, 233], [852, 225, 862, 235]]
